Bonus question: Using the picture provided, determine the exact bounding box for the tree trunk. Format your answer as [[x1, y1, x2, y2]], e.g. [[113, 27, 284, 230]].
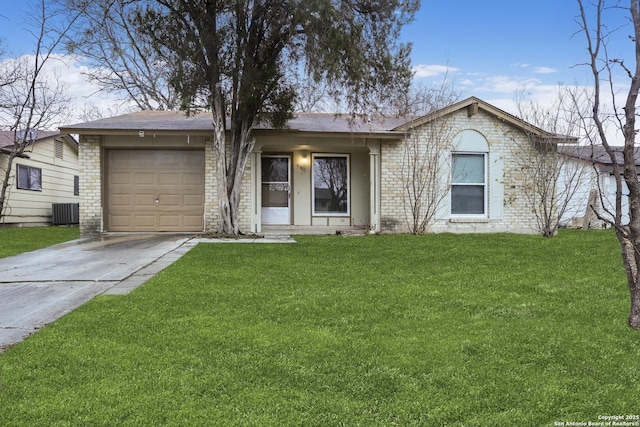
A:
[[0, 151, 17, 221], [226, 119, 254, 235], [212, 87, 255, 235], [212, 84, 233, 234], [619, 238, 640, 329], [620, 0, 640, 329], [629, 287, 640, 329]]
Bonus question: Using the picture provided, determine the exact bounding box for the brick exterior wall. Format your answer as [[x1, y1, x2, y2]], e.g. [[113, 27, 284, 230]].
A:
[[239, 158, 253, 232], [204, 140, 253, 233], [203, 140, 218, 231], [380, 108, 540, 234], [78, 135, 103, 235], [78, 106, 545, 236]]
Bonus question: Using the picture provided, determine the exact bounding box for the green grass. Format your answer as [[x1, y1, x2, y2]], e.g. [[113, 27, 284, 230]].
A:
[[0, 226, 79, 258], [1, 230, 638, 426]]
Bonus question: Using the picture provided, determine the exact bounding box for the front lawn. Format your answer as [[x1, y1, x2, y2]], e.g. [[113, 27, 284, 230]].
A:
[[0, 226, 79, 259], [0, 230, 638, 426]]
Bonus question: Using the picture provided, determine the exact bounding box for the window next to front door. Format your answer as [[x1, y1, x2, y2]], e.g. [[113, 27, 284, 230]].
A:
[[313, 154, 349, 216]]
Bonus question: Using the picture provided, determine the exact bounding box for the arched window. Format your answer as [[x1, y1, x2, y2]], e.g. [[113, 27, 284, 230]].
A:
[[451, 130, 489, 216]]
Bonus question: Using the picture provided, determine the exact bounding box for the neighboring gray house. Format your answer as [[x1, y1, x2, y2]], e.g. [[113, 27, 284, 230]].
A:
[[60, 97, 573, 236], [0, 131, 79, 226], [559, 145, 640, 228]]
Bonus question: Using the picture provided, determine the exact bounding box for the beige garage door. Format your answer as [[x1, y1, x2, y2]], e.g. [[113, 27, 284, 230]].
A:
[[106, 149, 205, 232]]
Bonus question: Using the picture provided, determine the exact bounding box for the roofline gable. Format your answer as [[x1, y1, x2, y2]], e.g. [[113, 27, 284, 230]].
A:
[[0, 131, 77, 153], [393, 96, 578, 144]]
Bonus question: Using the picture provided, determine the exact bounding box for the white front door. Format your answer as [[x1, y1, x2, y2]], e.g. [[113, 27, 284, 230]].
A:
[[261, 155, 291, 224]]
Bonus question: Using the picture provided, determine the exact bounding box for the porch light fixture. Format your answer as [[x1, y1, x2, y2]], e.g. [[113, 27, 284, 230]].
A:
[[297, 152, 309, 172]]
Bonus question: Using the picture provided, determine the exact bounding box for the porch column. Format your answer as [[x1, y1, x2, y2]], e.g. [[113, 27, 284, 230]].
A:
[[251, 150, 262, 233], [368, 141, 381, 233]]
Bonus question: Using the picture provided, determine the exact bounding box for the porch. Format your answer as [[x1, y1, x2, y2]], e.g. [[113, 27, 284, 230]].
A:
[[260, 225, 369, 236]]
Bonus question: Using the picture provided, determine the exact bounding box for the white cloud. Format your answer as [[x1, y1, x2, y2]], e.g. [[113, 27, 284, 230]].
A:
[[412, 64, 460, 78], [477, 75, 543, 94], [41, 55, 135, 120], [0, 53, 135, 129], [534, 67, 558, 74]]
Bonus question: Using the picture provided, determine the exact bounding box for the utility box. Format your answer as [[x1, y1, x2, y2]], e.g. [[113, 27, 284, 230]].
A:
[[52, 203, 79, 225]]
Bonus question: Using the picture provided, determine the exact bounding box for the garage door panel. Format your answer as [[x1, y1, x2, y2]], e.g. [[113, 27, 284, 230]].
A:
[[134, 195, 156, 207], [158, 216, 180, 227], [135, 173, 156, 185], [158, 173, 180, 185], [110, 214, 133, 227], [133, 214, 155, 226], [161, 195, 180, 206], [184, 195, 204, 207], [183, 215, 204, 227], [110, 195, 132, 206], [182, 155, 203, 167], [183, 173, 204, 185], [107, 149, 204, 232], [110, 173, 132, 185]]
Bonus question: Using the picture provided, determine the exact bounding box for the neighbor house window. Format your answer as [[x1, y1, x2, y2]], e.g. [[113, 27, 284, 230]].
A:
[[451, 153, 486, 215], [74, 175, 79, 196], [17, 164, 42, 191], [313, 154, 349, 215]]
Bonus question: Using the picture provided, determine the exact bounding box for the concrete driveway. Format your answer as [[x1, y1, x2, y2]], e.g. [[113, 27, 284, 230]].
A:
[[0, 233, 196, 352]]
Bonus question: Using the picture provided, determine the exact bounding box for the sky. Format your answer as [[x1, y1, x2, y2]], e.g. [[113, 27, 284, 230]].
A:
[[0, 0, 635, 128]]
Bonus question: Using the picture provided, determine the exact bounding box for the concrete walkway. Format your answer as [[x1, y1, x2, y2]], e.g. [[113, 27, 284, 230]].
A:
[[0, 233, 294, 352], [0, 234, 194, 351]]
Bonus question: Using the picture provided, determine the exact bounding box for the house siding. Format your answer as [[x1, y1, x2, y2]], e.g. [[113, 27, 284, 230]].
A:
[[1, 137, 79, 226], [559, 158, 628, 229], [380, 108, 539, 234]]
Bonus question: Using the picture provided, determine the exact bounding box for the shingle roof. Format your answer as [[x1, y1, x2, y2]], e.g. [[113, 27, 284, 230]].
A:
[[559, 145, 640, 167], [58, 96, 577, 144], [60, 111, 407, 136], [0, 130, 62, 148]]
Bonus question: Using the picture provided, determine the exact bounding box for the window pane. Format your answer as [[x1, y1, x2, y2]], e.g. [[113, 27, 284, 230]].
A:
[[30, 168, 41, 190], [451, 185, 484, 214], [452, 154, 484, 183], [261, 183, 289, 207], [17, 165, 29, 189], [262, 157, 289, 182], [313, 156, 348, 214]]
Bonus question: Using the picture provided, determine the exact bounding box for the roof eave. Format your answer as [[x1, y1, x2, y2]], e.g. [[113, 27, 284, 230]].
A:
[[0, 147, 30, 158], [58, 128, 216, 137], [60, 127, 405, 140]]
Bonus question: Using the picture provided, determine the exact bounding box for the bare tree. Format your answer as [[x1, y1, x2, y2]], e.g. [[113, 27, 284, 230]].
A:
[[510, 90, 589, 237], [76, 102, 136, 123], [576, 0, 640, 329], [0, 1, 84, 221], [62, 0, 178, 110], [398, 80, 461, 234], [292, 74, 338, 113]]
